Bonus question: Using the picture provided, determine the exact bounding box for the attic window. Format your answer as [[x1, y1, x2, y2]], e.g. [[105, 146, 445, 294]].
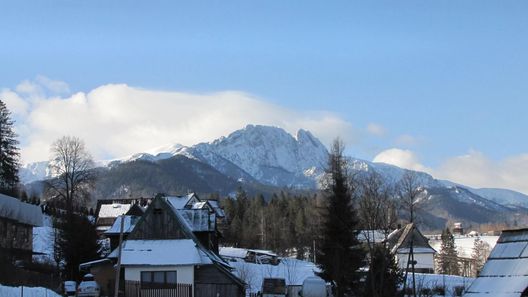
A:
[[154, 208, 162, 214]]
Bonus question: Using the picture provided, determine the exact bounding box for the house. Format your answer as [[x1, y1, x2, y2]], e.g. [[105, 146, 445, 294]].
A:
[[387, 223, 436, 274], [95, 203, 132, 234], [83, 194, 244, 297], [104, 215, 141, 251], [0, 193, 43, 265], [463, 228, 528, 297], [220, 247, 280, 265]]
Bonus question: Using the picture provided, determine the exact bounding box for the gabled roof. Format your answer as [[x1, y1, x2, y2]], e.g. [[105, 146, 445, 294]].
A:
[[107, 239, 213, 266], [112, 195, 229, 268], [104, 215, 140, 235], [165, 193, 199, 210], [464, 228, 528, 297], [204, 199, 225, 218], [97, 203, 131, 218], [165, 194, 215, 232], [387, 223, 436, 254], [0, 193, 42, 227]]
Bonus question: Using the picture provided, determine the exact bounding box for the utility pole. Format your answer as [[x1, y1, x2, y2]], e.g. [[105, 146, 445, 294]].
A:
[[114, 215, 125, 297]]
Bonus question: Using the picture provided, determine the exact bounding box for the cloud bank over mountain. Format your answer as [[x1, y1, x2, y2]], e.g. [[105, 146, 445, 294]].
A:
[[3, 76, 528, 195], [1, 77, 356, 163]]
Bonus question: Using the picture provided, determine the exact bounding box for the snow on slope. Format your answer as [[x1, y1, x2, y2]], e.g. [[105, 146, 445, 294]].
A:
[[19, 124, 528, 210]]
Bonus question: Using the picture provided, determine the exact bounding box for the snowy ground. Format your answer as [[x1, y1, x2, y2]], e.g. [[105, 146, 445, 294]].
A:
[[0, 285, 61, 297], [32, 215, 55, 264], [227, 257, 319, 293], [405, 273, 475, 296]]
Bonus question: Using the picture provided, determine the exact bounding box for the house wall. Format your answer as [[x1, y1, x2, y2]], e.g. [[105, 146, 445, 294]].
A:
[[0, 217, 32, 252], [125, 265, 194, 284], [396, 252, 435, 273]]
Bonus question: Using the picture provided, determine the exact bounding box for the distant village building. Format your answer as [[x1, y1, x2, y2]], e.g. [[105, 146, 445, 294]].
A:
[[0, 193, 43, 265], [82, 193, 241, 297], [453, 222, 464, 235], [220, 247, 280, 265], [464, 228, 528, 297], [387, 223, 436, 274]]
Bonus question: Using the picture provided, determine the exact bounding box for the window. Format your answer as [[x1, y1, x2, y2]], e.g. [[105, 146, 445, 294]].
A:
[[140, 271, 177, 288]]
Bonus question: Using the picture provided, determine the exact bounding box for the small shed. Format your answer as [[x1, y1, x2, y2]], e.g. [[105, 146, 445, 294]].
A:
[[464, 228, 528, 297]]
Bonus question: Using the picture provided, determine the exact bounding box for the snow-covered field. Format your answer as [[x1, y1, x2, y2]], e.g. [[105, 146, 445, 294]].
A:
[[405, 273, 475, 296], [0, 285, 61, 297], [429, 235, 499, 258]]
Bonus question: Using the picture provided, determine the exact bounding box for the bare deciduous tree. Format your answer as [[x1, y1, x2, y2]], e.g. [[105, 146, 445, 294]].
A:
[[46, 136, 95, 214], [358, 171, 399, 297], [398, 171, 422, 224], [398, 171, 424, 297]]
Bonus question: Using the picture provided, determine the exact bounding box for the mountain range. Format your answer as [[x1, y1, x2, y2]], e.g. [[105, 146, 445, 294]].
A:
[[21, 124, 528, 230]]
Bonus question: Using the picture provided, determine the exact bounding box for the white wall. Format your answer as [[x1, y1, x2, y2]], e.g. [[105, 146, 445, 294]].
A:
[[125, 265, 194, 284], [396, 253, 435, 271]]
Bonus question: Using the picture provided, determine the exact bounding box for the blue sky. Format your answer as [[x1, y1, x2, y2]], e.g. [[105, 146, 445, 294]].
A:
[[1, 1, 528, 193]]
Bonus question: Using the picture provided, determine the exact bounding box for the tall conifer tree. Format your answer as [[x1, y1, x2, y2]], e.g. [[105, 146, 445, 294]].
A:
[[317, 139, 365, 297], [437, 228, 460, 275], [0, 100, 20, 196]]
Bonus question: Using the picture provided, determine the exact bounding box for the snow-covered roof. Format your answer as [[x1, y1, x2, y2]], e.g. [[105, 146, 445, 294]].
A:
[[205, 200, 225, 218], [358, 230, 388, 243], [0, 193, 42, 226], [464, 228, 528, 297], [98, 203, 131, 218], [219, 247, 278, 258], [104, 215, 140, 235], [220, 247, 250, 259], [107, 239, 213, 266], [228, 257, 320, 292], [387, 223, 435, 254], [165, 193, 198, 210]]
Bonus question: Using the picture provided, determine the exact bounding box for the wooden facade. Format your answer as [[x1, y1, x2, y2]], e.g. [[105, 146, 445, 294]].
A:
[[194, 265, 245, 297], [128, 198, 190, 240], [102, 195, 245, 297]]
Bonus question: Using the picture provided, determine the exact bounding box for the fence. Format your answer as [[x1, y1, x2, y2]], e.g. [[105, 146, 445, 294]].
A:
[[125, 281, 192, 297]]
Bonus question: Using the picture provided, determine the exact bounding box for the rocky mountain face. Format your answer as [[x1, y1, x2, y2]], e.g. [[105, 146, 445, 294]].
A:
[[21, 124, 528, 230]]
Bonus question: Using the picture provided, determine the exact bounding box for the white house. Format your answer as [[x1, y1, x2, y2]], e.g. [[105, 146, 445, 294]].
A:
[[387, 223, 436, 274]]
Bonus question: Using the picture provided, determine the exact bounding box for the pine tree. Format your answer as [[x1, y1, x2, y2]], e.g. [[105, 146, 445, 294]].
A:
[[54, 214, 101, 280], [0, 100, 20, 196], [437, 228, 460, 275], [364, 245, 403, 297], [317, 139, 365, 297], [471, 237, 490, 276]]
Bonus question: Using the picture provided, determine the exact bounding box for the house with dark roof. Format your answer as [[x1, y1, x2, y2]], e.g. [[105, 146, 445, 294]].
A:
[[0, 193, 43, 265], [83, 194, 243, 297], [387, 223, 436, 274], [464, 228, 528, 297]]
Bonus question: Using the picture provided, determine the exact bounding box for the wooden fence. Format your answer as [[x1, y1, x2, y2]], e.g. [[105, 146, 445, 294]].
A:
[[125, 281, 192, 297]]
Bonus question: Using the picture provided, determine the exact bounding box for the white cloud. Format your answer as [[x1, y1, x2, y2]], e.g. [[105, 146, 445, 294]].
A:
[[435, 150, 528, 195], [6, 82, 356, 163], [373, 148, 431, 173], [374, 148, 528, 195], [15, 75, 70, 98], [0, 89, 30, 116], [366, 123, 386, 137]]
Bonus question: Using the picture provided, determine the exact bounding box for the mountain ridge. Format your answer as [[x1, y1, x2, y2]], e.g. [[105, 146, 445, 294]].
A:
[[20, 124, 528, 226]]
